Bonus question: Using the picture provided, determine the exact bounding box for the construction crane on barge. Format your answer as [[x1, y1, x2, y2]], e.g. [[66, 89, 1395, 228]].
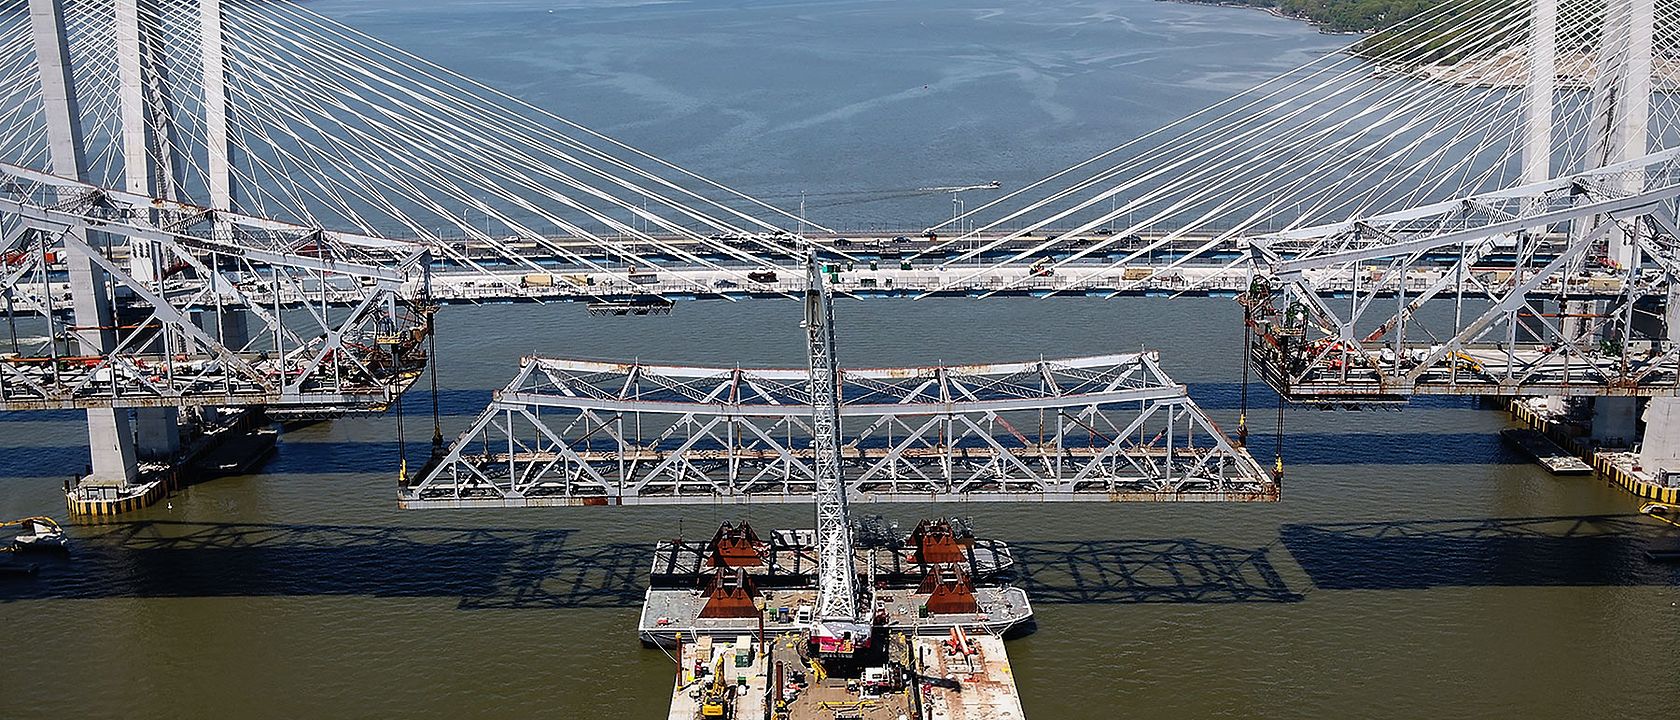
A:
[[802, 250, 871, 662]]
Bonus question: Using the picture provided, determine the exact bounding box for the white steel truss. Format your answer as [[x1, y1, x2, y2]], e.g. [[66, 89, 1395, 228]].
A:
[[0, 161, 434, 410], [1243, 148, 1680, 402], [400, 353, 1273, 508], [802, 254, 863, 642]]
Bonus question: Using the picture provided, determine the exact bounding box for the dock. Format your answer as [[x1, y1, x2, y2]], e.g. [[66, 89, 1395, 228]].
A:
[[1500, 428, 1593, 474]]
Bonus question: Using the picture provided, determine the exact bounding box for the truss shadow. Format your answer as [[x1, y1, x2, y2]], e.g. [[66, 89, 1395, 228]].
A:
[[2, 520, 1314, 610], [1281, 515, 1680, 590], [1009, 539, 1301, 604], [1284, 432, 1522, 466], [0, 520, 645, 608]]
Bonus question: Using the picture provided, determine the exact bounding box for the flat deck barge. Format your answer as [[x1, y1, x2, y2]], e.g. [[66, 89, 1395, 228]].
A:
[[667, 630, 1025, 720], [646, 520, 1034, 718], [1501, 428, 1593, 474], [639, 584, 1032, 647]]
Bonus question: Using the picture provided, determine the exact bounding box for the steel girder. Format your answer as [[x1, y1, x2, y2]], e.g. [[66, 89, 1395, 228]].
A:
[[399, 353, 1274, 508], [1242, 149, 1680, 403], [0, 161, 434, 410]]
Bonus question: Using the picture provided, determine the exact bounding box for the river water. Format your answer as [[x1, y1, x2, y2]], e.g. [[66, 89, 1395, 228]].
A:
[[5, 1, 1680, 718]]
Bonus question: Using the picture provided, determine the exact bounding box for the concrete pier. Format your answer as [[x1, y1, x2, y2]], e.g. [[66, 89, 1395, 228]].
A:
[[1506, 397, 1680, 505], [65, 408, 277, 517], [1590, 397, 1640, 448]]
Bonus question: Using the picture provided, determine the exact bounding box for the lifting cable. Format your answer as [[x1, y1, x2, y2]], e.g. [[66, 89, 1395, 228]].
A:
[[395, 319, 409, 485], [395, 383, 409, 486], [1273, 393, 1285, 484], [427, 307, 443, 451], [1238, 319, 1251, 447]]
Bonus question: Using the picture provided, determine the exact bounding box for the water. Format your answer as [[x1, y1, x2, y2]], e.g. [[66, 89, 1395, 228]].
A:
[[4, 1, 1680, 717], [303, 0, 1343, 228]]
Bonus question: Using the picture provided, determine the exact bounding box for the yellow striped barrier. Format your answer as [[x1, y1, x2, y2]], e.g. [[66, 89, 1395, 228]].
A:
[[1505, 398, 1680, 504]]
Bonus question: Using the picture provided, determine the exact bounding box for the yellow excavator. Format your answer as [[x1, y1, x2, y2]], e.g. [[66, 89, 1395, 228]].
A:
[[697, 653, 734, 719], [1641, 502, 1680, 529], [2, 516, 65, 551]]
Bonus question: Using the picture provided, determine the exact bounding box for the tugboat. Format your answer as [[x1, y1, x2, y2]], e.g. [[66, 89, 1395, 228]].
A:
[[4, 516, 67, 552]]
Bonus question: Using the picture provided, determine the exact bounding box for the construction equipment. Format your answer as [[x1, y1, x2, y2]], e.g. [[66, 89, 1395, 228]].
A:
[[696, 653, 735, 719], [803, 251, 871, 661], [1640, 502, 1680, 529], [2, 516, 65, 551]]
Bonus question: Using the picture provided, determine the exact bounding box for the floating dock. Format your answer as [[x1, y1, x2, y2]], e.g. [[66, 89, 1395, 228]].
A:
[[1500, 428, 1593, 475], [639, 524, 1032, 648], [913, 634, 1025, 720]]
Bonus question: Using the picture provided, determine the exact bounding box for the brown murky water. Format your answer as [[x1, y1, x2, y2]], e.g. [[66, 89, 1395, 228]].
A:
[[5, 1, 1680, 717]]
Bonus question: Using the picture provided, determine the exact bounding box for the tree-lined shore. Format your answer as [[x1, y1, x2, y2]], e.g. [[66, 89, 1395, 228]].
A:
[[1174, 0, 1437, 34]]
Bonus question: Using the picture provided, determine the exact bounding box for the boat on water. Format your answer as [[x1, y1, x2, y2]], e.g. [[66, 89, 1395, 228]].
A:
[[5, 516, 67, 552]]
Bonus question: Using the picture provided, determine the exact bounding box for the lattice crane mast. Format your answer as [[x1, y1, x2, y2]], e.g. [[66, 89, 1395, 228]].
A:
[[803, 250, 869, 657]]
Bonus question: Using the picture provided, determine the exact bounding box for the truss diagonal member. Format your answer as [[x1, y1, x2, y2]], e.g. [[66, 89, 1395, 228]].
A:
[[1268, 181, 1680, 276], [0, 164, 433, 410], [400, 352, 1274, 508], [1244, 150, 1680, 401]]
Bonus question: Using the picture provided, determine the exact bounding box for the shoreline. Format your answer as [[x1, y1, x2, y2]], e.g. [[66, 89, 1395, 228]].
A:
[[1158, 0, 1371, 36]]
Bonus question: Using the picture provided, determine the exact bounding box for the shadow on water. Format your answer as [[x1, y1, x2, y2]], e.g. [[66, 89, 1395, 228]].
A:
[[1, 521, 1307, 608], [17, 515, 1667, 607], [1281, 514, 1680, 590], [1283, 432, 1522, 466], [0, 521, 605, 606], [1011, 539, 1302, 604]]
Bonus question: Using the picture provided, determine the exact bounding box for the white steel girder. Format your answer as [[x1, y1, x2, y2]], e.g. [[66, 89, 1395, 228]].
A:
[[399, 353, 1274, 508], [1243, 149, 1680, 402], [0, 161, 434, 410]]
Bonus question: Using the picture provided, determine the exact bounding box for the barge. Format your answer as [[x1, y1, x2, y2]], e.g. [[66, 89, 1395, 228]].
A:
[[644, 519, 1034, 718]]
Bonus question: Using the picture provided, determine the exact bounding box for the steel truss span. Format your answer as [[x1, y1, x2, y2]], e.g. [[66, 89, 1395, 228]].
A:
[[0, 162, 434, 410], [400, 353, 1274, 509], [1244, 149, 1680, 403]]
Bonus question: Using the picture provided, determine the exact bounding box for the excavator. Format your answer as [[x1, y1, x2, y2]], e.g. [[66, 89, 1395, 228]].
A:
[[2, 516, 66, 552], [696, 653, 735, 719], [1641, 502, 1680, 529]]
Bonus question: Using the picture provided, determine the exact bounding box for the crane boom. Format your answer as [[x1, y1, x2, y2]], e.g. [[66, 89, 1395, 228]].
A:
[[0, 516, 61, 531], [804, 251, 868, 653]]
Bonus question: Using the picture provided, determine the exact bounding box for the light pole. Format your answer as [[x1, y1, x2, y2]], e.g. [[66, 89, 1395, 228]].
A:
[[920, 180, 1000, 238]]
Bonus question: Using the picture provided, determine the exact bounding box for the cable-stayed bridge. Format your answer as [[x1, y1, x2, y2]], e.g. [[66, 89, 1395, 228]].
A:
[[4, 0, 1680, 514]]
